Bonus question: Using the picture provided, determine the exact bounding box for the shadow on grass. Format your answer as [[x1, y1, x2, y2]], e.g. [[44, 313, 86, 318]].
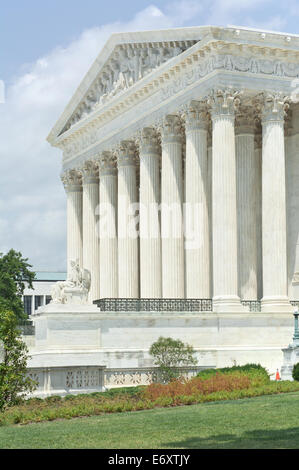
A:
[[162, 427, 299, 449]]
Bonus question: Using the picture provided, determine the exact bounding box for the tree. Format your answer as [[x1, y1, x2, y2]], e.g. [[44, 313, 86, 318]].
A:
[[0, 310, 36, 412], [0, 249, 35, 321], [149, 336, 198, 383]]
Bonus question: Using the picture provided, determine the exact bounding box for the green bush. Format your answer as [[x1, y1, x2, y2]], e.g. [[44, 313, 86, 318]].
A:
[[197, 364, 269, 384], [149, 337, 198, 383], [292, 363, 299, 381]]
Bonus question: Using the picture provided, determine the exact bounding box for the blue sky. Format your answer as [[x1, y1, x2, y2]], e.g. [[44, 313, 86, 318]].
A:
[[0, 0, 298, 271]]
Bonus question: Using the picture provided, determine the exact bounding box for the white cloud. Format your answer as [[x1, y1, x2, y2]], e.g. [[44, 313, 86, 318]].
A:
[[0, 1, 204, 271], [0, 0, 292, 271]]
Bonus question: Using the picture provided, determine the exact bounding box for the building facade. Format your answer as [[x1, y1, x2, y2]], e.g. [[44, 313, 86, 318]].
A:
[[47, 25, 299, 314], [23, 272, 67, 316], [27, 25, 299, 396]]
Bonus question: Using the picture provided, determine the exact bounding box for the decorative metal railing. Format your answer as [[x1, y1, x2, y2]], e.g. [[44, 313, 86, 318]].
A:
[[94, 298, 213, 312], [94, 298, 267, 313], [18, 320, 35, 336], [241, 300, 262, 312]]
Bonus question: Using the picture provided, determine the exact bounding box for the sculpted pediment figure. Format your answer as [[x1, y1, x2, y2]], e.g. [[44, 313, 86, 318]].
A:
[[63, 40, 197, 132]]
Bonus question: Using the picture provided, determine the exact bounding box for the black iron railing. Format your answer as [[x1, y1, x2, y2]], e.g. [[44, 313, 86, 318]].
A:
[[241, 300, 262, 312], [94, 298, 267, 313], [94, 298, 213, 312], [18, 320, 35, 336]]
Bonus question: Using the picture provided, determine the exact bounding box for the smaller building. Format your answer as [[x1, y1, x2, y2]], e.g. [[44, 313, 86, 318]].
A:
[[23, 272, 67, 317]]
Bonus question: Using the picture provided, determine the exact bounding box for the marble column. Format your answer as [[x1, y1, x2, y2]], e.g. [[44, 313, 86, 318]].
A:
[[260, 93, 293, 312], [98, 151, 118, 298], [184, 102, 210, 298], [235, 107, 258, 300], [209, 89, 247, 312], [254, 133, 263, 301], [207, 129, 213, 298], [160, 115, 184, 298], [61, 169, 83, 276], [81, 160, 100, 302], [139, 128, 162, 298], [117, 140, 139, 298]]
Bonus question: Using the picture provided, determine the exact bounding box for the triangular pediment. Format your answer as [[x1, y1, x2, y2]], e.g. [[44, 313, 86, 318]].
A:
[[48, 27, 206, 142]]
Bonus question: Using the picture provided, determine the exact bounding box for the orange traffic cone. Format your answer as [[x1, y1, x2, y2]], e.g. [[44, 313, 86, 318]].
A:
[[275, 369, 281, 381]]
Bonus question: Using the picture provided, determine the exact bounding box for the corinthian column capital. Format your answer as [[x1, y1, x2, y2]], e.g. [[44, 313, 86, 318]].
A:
[[254, 92, 290, 123], [181, 101, 210, 132], [137, 127, 160, 155], [117, 140, 137, 167], [61, 169, 82, 192], [97, 151, 117, 176], [159, 114, 183, 144], [207, 88, 242, 119], [79, 160, 99, 184]]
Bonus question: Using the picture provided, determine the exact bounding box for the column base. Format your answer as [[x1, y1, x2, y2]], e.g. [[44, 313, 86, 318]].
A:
[[261, 296, 294, 313], [212, 295, 249, 313]]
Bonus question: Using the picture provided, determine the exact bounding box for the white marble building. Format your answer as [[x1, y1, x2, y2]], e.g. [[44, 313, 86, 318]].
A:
[[28, 25, 299, 395]]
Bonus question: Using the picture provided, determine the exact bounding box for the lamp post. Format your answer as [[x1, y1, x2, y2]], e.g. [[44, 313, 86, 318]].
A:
[[293, 307, 299, 347]]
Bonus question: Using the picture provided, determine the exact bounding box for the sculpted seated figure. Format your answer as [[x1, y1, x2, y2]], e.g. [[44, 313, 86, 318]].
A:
[[51, 260, 91, 305]]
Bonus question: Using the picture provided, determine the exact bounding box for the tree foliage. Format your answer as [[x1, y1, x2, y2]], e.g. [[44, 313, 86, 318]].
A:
[[149, 336, 198, 383], [292, 363, 299, 381], [0, 249, 35, 321], [0, 310, 36, 412]]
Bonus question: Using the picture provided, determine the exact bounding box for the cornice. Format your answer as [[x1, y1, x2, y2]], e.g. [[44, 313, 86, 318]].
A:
[[55, 38, 299, 168], [52, 35, 299, 151]]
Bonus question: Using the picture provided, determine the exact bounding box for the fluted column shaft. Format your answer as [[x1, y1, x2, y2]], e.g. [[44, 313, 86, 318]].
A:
[[98, 152, 118, 298], [261, 95, 292, 312], [118, 141, 139, 298], [139, 129, 162, 298], [236, 114, 258, 300], [209, 90, 246, 312], [81, 161, 100, 302], [255, 135, 263, 301], [161, 115, 184, 298], [62, 170, 83, 277], [184, 104, 210, 298]]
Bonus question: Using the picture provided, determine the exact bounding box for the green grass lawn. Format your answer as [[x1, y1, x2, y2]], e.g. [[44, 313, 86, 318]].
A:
[[1, 391, 299, 449]]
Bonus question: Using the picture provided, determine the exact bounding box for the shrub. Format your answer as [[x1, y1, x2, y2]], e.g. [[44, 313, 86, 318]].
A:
[[0, 310, 37, 412], [292, 363, 299, 381], [149, 337, 198, 383], [197, 364, 269, 384]]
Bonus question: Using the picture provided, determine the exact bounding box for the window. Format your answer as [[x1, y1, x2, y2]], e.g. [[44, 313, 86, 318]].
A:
[[23, 296, 32, 317], [46, 295, 52, 305], [34, 296, 43, 311]]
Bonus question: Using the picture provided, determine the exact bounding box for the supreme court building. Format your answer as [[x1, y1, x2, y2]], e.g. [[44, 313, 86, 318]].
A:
[[27, 25, 299, 395]]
